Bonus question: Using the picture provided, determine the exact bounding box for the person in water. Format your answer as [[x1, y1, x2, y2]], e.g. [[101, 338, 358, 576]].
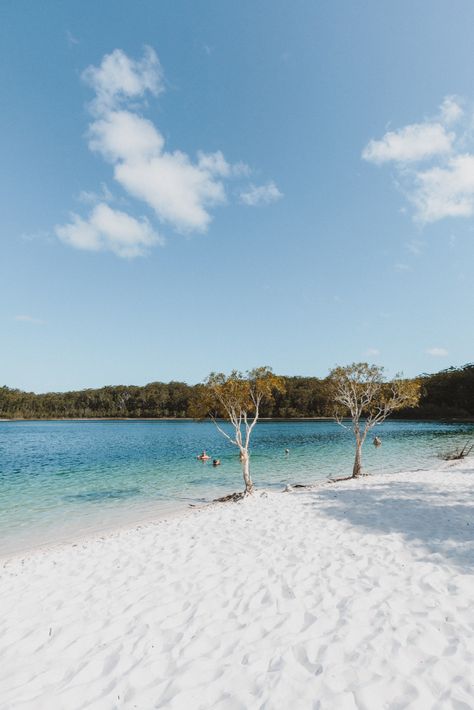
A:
[[212, 459, 221, 467], [373, 436, 382, 447], [197, 450, 210, 460]]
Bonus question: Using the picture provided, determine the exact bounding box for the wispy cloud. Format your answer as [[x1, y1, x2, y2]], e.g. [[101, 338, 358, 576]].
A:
[[394, 262, 411, 272], [366, 348, 380, 357], [405, 239, 424, 256], [66, 30, 79, 47], [239, 181, 283, 206], [426, 347, 448, 357], [76, 183, 113, 205], [14, 315, 45, 325], [362, 95, 474, 224], [56, 47, 281, 257]]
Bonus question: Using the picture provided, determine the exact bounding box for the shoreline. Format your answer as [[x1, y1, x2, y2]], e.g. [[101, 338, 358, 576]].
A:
[[1, 459, 473, 707], [0, 502, 192, 564], [0, 476, 338, 565], [0, 455, 454, 564], [2, 416, 474, 422], [1, 417, 339, 422], [0, 457, 456, 564]]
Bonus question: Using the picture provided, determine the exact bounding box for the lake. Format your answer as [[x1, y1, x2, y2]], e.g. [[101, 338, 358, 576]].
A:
[[0, 419, 472, 556]]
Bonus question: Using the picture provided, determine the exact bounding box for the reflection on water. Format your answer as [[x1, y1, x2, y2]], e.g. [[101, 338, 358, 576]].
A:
[[0, 419, 473, 555]]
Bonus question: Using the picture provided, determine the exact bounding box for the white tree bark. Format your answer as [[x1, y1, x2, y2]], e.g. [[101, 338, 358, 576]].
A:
[[240, 450, 253, 494], [352, 439, 362, 478]]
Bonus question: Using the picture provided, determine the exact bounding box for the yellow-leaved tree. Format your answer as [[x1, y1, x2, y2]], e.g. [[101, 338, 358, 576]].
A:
[[191, 367, 285, 496]]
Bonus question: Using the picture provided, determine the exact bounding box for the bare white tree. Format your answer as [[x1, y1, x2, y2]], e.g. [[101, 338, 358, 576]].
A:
[[329, 363, 420, 478]]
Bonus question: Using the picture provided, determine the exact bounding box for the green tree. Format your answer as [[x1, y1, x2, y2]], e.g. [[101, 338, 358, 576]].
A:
[[328, 363, 420, 478]]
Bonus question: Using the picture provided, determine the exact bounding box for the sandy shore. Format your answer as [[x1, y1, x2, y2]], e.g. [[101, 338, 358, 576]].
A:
[[1, 461, 474, 709]]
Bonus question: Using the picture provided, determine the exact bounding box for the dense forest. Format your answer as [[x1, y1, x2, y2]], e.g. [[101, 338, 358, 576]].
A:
[[0, 364, 473, 420], [397, 363, 474, 420]]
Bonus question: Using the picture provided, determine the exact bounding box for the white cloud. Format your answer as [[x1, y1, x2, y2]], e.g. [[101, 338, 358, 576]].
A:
[[196, 153, 250, 178], [440, 96, 463, 125], [84, 53, 258, 232], [88, 110, 244, 231], [366, 348, 380, 357], [89, 111, 164, 163], [197, 150, 231, 176], [362, 122, 453, 164], [14, 315, 45, 325], [363, 94, 474, 224], [411, 154, 474, 222], [87, 111, 249, 233], [56, 203, 162, 258], [239, 181, 283, 206], [57, 47, 281, 257], [426, 347, 448, 357], [82, 46, 164, 113], [115, 151, 227, 232]]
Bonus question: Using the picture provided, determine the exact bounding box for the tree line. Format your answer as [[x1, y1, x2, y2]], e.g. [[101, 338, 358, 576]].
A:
[[0, 363, 473, 420]]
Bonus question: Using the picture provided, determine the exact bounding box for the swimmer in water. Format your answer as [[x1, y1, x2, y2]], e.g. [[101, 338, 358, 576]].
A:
[[212, 459, 221, 467], [197, 450, 210, 460]]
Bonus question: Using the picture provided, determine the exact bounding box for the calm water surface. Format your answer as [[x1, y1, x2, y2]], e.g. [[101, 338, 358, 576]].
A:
[[0, 419, 472, 555]]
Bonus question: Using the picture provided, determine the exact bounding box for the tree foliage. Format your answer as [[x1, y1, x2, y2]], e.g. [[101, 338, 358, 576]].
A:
[[0, 364, 471, 420], [0, 382, 194, 419], [398, 363, 474, 419]]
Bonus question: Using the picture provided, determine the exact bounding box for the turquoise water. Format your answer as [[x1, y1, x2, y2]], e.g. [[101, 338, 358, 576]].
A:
[[0, 419, 473, 556]]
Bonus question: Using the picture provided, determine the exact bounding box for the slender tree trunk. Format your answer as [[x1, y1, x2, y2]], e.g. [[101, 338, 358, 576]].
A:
[[352, 440, 362, 478], [241, 450, 254, 494]]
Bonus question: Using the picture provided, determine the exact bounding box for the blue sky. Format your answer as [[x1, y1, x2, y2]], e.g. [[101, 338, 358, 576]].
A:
[[1, 0, 473, 392]]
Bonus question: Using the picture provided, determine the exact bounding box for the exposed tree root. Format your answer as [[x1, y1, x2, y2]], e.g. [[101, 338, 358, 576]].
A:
[[283, 483, 313, 492], [439, 440, 473, 461], [213, 490, 249, 503], [329, 472, 371, 483]]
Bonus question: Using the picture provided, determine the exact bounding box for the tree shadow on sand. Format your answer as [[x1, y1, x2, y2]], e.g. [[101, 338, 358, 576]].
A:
[[307, 476, 474, 570]]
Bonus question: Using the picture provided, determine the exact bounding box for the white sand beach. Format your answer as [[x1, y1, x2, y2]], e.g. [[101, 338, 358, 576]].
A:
[[1, 461, 474, 709]]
